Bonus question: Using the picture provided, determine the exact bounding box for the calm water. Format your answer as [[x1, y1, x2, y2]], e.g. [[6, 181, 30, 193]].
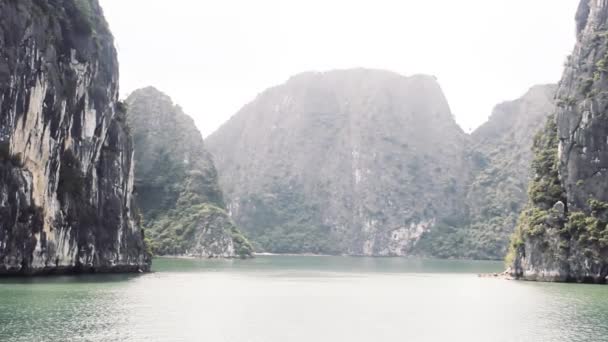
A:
[[0, 256, 607, 342]]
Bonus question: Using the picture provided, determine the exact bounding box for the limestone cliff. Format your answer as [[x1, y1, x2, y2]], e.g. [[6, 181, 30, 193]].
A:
[[509, 0, 608, 283], [0, 0, 149, 274], [207, 69, 470, 255], [126, 88, 252, 258]]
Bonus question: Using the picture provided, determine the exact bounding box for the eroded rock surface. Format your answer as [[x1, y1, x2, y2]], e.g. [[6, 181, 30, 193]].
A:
[[0, 0, 149, 274]]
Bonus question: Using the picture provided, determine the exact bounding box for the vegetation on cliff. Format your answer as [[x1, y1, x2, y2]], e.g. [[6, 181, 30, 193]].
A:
[[127, 88, 252, 258], [508, 0, 608, 283], [506, 115, 565, 265]]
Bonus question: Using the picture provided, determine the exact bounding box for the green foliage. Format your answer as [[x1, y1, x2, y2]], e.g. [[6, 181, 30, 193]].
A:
[[414, 212, 516, 260], [144, 236, 156, 258], [128, 89, 253, 258], [147, 203, 213, 255], [589, 199, 608, 212], [566, 204, 608, 249], [505, 116, 566, 265], [519, 208, 549, 237], [528, 116, 565, 208], [236, 189, 339, 255], [556, 97, 577, 108], [505, 208, 550, 266], [134, 148, 249, 256], [505, 229, 524, 267], [509, 182, 608, 265], [145, 198, 253, 258], [253, 224, 336, 255], [591, 38, 608, 86], [595, 46, 608, 75], [231, 227, 253, 258]]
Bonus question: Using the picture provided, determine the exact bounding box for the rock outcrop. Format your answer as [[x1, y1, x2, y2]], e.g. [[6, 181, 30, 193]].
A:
[[207, 69, 470, 255], [0, 0, 150, 274], [509, 0, 608, 283], [126, 88, 252, 258]]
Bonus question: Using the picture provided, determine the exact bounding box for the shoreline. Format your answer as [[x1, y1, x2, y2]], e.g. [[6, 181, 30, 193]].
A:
[[153, 253, 332, 259], [253, 252, 333, 257], [478, 271, 512, 280], [155, 253, 506, 262]]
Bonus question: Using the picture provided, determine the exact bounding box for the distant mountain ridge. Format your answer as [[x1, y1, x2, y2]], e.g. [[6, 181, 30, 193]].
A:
[[207, 68, 556, 258]]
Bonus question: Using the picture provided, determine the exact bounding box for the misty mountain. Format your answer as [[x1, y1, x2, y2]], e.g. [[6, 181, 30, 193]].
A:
[[208, 69, 468, 255], [207, 69, 556, 258]]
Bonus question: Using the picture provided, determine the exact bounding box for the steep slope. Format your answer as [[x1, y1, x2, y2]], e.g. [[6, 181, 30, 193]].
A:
[[207, 69, 470, 256], [126, 88, 252, 258], [0, 0, 149, 274], [509, 0, 608, 283], [415, 85, 556, 259]]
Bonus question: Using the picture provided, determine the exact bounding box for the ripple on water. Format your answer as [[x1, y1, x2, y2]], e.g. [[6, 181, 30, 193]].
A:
[[0, 257, 607, 342]]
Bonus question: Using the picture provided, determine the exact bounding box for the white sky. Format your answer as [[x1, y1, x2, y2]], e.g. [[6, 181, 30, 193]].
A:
[[99, 0, 580, 137]]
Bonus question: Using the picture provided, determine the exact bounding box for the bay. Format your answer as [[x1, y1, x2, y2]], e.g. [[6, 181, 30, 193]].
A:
[[0, 256, 607, 342]]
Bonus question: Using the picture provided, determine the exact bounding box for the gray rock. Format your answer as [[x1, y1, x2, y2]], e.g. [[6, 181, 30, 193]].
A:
[[553, 201, 566, 217], [0, 0, 149, 275]]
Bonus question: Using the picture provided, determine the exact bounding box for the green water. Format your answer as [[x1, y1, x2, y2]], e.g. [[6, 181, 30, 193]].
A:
[[0, 256, 607, 342]]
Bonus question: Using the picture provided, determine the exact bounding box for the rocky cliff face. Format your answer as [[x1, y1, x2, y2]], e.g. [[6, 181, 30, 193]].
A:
[[416, 85, 556, 259], [509, 0, 608, 283], [126, 88, 252, 258], [207, 69, 470, 255], [0, 0, 149, 274]]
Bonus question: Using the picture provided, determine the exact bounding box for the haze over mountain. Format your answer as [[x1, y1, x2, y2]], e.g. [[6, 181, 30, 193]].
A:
[[99, 0, 578, 137], [207, 69, 555, 258]]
